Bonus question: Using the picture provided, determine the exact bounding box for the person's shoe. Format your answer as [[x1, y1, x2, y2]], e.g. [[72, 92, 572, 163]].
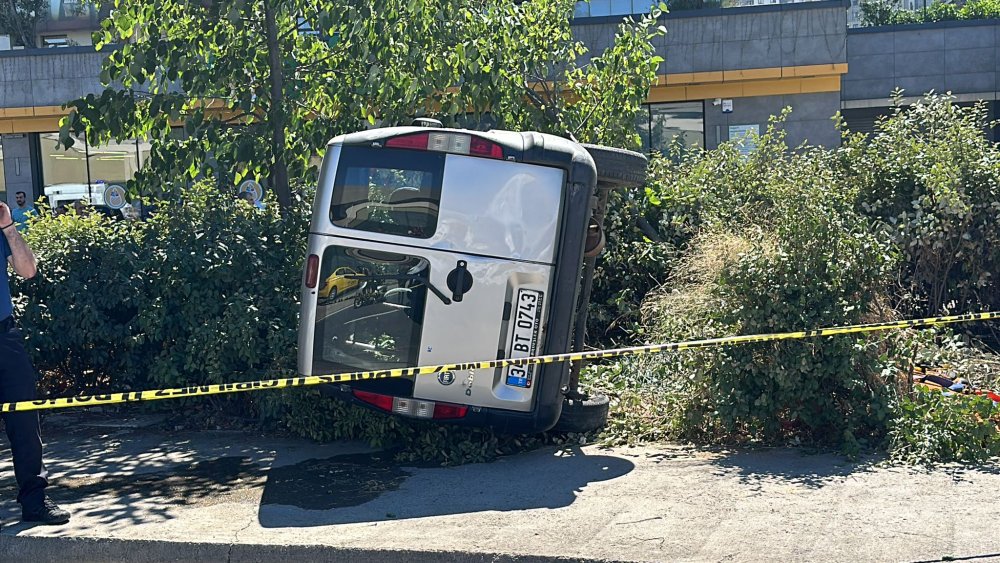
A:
[[22, 499, 70, 525]]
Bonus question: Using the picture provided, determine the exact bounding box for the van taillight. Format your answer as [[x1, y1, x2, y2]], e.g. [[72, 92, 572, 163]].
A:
[[385, 132, 503, 160], [384, 133, 430, 150], [305, 254, 319, 289], [433, 403, 469, 419], [352, 389, 468, 420], [469, 137, 504, 159], [352, 389, 394, 411]]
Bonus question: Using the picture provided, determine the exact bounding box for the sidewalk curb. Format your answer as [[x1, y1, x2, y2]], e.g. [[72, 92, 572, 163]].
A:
[[0, 535, 634, 562]]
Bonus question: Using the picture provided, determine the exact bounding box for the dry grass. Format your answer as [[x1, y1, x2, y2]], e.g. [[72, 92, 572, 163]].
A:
[[640, 230, 762, 342]]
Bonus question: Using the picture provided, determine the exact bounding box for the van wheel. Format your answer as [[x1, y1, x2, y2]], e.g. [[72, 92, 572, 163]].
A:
[[581, 144, 648, 188], [553, 392, 610, 434]]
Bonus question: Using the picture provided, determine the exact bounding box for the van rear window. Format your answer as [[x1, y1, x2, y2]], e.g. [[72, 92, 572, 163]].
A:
[[329, 146, 445, 239]]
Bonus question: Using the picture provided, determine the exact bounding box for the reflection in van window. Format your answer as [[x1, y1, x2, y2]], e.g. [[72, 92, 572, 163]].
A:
[[329, 147, 445, 239], [312, 245, 430, 376]]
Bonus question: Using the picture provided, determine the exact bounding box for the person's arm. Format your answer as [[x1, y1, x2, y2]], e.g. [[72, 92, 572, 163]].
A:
[[0, 202, 37, 279]]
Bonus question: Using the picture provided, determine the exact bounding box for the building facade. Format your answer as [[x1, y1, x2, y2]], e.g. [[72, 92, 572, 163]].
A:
[[1, 2, 999, 206]]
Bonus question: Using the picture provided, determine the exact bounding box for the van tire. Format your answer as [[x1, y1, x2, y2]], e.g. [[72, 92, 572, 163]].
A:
[[581, 144, 648, 188], [553, 393, 610, 433]]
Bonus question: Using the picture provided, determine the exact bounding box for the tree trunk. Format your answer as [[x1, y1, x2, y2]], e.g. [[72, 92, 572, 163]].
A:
[[5, 0, 37, 48], [263, 1, 291, 213]]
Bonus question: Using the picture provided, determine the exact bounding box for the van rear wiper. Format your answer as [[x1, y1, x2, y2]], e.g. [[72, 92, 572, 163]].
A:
[[345, 273, 452, 305]]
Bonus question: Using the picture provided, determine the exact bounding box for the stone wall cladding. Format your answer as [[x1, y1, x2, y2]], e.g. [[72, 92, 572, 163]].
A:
[[573, 0, 849, 73], [0, 47, 107, 108], [845, 21, 1000, 102]]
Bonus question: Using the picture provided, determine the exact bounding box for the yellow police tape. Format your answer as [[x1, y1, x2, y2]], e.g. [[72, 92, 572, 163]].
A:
[[2, 311, 998, 413]]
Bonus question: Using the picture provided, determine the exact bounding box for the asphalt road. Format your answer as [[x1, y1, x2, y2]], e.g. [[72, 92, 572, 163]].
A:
[[1, 411, 999, 562]]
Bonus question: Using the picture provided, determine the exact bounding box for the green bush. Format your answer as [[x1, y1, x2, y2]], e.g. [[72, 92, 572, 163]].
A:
[[582, 117, 900, 448], [861, 0, 1000, 26], [132, 183, 308, 390], [12, 181, 308, 401], [888, 390, 1000, 464], [844, 95, 1000, 316], [15, 211, 145, 394]]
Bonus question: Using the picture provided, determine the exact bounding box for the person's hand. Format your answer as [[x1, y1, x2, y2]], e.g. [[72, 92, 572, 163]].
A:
[[0, 202, 12, 228]]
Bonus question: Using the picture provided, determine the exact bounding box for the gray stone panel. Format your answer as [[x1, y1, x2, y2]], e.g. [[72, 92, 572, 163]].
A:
[[724, 13, 783, 42], [946, 48, 995, 74], [944, 26, 995, 49], [0, 58, 32, 83], [576, 4, 849, 72], [663, 41, 725, 74], [0, 81, 32, 107], [723, 39, 783, 70], [664, 43, 699, 74], [850, 53, 893, 78], [893, 28, 946, 53], [780, 9, 842, 38], [781, 35, 847, 67], [573, 24, 614, 57], [894, 75, 947, 96], [842, 77, 899, 101], [782, 118, 841, 147], [666, 17, 723, 45], [688, 41, 725, 74], [848, 33, 893, 57], [0, 50, 107, 108], [944, 72, 997, 94], [847, 23, 1000, 101], [894, 50, 945, 78], [783, 91, 841, 120]]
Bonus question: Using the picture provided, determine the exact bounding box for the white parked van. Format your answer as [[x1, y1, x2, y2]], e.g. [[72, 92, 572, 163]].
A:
[[297, 123, 647, 433]]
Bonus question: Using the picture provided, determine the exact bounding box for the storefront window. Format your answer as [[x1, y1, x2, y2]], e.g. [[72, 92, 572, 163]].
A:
[[87, 137, 151, 186], [38, 132, 151, 214], [39, 132, 89, 183], [648, 101, 705, 154]]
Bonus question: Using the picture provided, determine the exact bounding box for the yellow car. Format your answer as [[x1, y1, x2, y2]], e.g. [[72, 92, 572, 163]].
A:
[[319, 267, 361, 300]]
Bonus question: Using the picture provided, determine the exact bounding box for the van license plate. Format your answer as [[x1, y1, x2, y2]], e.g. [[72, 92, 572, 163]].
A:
[[506, 289, 544, 388]]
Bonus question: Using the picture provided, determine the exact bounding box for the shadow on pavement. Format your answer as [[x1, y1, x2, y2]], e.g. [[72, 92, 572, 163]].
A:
[[256, 446, 635, 527], [0, 411, 359, 531], [1, 412, 635, 531], [700, 447, 881, 489]]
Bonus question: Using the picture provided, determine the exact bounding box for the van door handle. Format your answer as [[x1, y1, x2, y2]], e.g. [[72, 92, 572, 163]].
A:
[[447, 260, 474, 302]]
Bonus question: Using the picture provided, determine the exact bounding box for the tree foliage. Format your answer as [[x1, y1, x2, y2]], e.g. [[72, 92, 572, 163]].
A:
[[60, 0, 664, 210], [0, 0, 47, 48], [860, 0, 1000, 26]]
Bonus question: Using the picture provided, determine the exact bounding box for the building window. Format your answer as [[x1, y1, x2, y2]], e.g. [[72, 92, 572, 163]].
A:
[[574, 0, 699, 17], [48, 0, 95, 21], [635, 101, 705, 155], [37, 132, 151, 213], [87, 137, 150, 187], [39, 132, 89, 182], [41, 35, 70, 48]]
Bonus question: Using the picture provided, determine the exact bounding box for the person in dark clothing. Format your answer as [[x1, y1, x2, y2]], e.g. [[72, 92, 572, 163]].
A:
[[0, 201, 70, 525]]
